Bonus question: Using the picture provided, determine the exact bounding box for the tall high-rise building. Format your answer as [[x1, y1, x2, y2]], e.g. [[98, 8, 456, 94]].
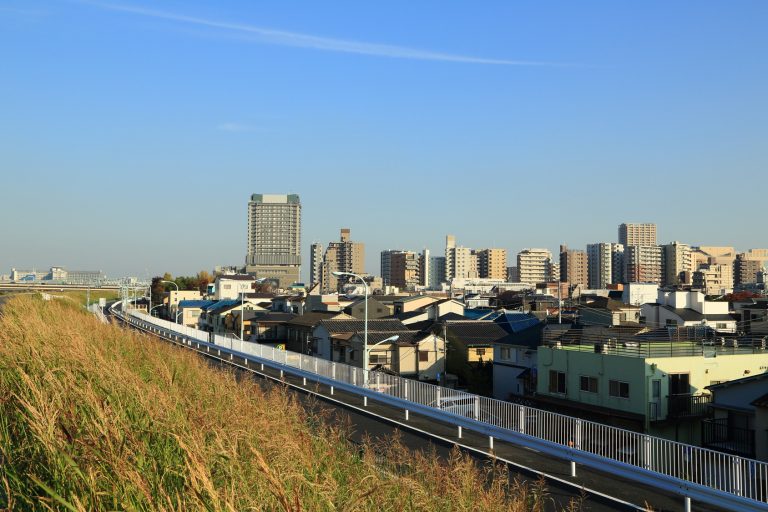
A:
[[444, 235, 478, 280], [444, 235, 456, 282], [429, 255, 446, 289], [624, 245, 663, 284], [418, 249, 429, 287], [619, 223, 657, 247], [245, 193, 301, 288], [477, 249, 508, 280], [319, 228, 365, 293], [517, 248, 554, 284], [507, 266, 520, 283], [662, 241, 692, 286], [390, 251, 419, 290], [309, 242, 323, 287], [380, 249, 400, 286], [735, 253, 763, 286], [586, 243, 624, 289], [559, 245, 588, 287]]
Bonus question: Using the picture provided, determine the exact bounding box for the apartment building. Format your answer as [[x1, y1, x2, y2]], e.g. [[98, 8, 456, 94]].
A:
[[319, 228, 365, 293], [693, 263, 734, 295], [477, 248, 507, 280], [586, 243, 624, 289], [517, 248, 553, 284], [389, 250, 420, 290], [309, 242, 323, 287], [618, 223, 657, 247], [735, 253, 766, 286], [559, 245, 588, 287], [624, 245, 663, 284], [663, 241, 692, 286], [245, 193, 301, 288]]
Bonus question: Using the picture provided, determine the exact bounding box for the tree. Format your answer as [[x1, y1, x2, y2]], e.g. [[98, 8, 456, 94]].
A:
[[197, 270, 212, 295], [150, 277, 166, 316]]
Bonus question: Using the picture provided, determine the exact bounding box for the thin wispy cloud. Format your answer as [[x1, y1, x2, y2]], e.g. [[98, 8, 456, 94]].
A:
[[216, 122, 256, 133], [85, 1, 566, 67]]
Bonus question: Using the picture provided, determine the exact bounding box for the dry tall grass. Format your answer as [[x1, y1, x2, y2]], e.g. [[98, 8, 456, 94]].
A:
[[0, 295, 574, 511]]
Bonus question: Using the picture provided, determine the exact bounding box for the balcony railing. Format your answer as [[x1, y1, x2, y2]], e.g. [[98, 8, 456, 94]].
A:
[[703, 418, 755, 458], [667, 393, 712, 418]]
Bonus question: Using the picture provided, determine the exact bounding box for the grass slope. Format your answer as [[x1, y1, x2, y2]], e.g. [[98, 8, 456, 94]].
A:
[[0, 295, 569, 511]]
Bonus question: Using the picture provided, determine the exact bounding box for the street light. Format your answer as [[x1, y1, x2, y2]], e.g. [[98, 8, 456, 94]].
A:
[[333, 271, 370, 375], [368, 334, 399, 371]]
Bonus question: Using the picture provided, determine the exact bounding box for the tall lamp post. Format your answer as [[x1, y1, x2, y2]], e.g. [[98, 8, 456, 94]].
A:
[[161, 280, 179, 321], [333, 271, 369, 374]]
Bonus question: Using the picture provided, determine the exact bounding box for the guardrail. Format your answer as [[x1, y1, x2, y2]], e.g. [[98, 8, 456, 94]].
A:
[[113, 303, 768, 511]]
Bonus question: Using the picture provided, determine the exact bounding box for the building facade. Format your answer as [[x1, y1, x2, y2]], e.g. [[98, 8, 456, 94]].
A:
[[559, 245, 588, 287], [517, 248, 553, 284], [477, 248, 508, 280], [587, 243, 624, 289], [618, 223, 657, 247], [624, 244, 663, 284], [245, 194, 301, 288]]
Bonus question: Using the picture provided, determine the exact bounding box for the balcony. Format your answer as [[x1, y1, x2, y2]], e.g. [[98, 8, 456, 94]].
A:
[[703, 418, 755, 458], [667, 393, 712, 419]]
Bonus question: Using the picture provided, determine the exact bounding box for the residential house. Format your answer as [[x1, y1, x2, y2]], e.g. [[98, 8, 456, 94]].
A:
[[705, 373, 768, 460], [536, 327, 768, 443], [311, 318, 445, 380], [580, 296, 641, 327], [214, 274, 257, 300], [492, 312, 543, 400], [641, 290, 738, 333], [246, 312, 295, 342], [438, 319, 502, 393], [177, 299, 215, 327], [284, 311, 352, 353], [168, 290, 203, 321]]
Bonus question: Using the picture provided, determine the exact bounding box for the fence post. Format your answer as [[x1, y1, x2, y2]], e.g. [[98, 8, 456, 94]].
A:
[[474, 396, 480, 420], [332, 363, 336, 381], [519, 406, 526, 435], [734, 458, 743, 497], [458, 426, 462, 439], [644, 435, 652, 471]]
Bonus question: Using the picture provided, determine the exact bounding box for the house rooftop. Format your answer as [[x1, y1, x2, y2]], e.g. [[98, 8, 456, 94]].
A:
[[318, 318, 408, 333]]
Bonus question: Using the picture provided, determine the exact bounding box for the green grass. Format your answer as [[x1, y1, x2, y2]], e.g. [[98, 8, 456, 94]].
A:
[[60, 289, 119, 307], [0, 295, 578, 511]]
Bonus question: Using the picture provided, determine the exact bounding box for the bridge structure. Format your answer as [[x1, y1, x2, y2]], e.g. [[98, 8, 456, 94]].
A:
[[111, 301, 768, 512]]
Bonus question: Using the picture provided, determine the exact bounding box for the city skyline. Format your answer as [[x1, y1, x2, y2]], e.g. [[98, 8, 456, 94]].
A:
[[2, 1, 767, 277]]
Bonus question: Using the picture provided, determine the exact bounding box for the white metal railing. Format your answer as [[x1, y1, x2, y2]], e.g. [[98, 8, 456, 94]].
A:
[[116, 304, 768, 510], [88, 303, 108, 324]]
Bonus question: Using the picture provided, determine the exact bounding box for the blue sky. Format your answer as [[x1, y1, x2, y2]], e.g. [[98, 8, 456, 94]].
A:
[[1, 1, 766, 279]]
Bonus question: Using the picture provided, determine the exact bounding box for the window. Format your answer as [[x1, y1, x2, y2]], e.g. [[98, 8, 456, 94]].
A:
[[665, 319, 678, 326], [369, 353, 388, 364], [419, 351, 429, 362], [579, 376, 598, 393], [549, 371, 566, 394], [716, 323, 727, 329], [609, 380, 630, 399], [500, 347, 511, 360], [476, 348, 486, 356]]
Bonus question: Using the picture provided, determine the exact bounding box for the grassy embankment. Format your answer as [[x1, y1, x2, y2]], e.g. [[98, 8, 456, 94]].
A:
[[0, 294, 575, 511]]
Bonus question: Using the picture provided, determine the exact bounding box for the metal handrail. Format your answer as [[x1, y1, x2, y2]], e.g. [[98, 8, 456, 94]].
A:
[[115, 303, 768, 509]]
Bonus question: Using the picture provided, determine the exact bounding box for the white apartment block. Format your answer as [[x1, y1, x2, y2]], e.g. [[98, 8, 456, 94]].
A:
[[586, 243, 624, 289], [517, 248, 553, 284], [624, 245, 663, 284]]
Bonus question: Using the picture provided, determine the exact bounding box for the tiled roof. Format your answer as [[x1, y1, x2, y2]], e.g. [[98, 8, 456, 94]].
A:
[[444, 321, 511, 346], [286, 311, 346, 327], [250, 312, 295, 323], [178, 300, 216, 308], [751, 393, 768, 408], [318, 318, 407, 333]]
